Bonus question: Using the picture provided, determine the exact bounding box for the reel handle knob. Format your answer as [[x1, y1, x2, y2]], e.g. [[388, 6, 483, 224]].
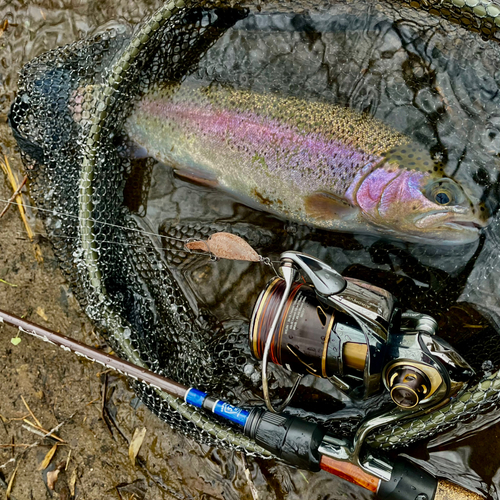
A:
[[387, 365, 432, 408]]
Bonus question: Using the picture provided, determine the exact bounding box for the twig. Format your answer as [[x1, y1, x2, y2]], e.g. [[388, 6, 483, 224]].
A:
[[101, 373, 114, 438], [65, 449, 72, 471], [0, 20, 7, 39], [0, 175, 27, 218], [0, 155, 43, 262], [0, 278, 17, 288], [0, 458, 16, 473], [21, 424, 50, 440], [6, 462, 19, 499], [22, 420, 64, 442], [0, 413, 75, 470], [22, 419, 65, 443], [19, 397, 65, 443], [115, 486, 124, 500], [241, 453, 259, 500], [5, 415, 29, 422], [20, 395, 42, 428]]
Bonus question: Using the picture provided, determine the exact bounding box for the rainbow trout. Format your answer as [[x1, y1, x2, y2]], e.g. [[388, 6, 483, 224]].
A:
[[125, 83, 489, 244]]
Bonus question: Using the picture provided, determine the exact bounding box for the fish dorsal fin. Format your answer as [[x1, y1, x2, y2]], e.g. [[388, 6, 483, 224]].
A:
[[304, 192, 357, 220]]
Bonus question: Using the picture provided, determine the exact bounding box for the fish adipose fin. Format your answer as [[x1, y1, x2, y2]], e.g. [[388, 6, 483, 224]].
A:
[[304, 192, 358, 220]]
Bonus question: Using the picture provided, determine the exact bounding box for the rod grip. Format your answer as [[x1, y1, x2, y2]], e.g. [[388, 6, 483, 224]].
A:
[[377, 459, 437, 500], [244, 408, 325, 471], [434, 480, 484, 500], [319, 455, 380, 492]]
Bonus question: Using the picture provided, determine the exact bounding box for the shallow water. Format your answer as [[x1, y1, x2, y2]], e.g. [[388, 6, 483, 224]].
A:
[[2, 0, 500, 499]]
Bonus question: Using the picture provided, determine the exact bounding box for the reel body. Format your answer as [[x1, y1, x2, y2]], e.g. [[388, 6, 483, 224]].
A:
[[249, 251, 473, 412]]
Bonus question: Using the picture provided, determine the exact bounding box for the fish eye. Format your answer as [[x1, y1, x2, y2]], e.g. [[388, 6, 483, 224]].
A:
[[434, 190, 451, 205], [425, 178, 465, 206]]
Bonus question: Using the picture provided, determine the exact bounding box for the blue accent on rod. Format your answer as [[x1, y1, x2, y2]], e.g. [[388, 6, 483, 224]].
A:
[[213, 401, 250, 426], [185, 388, 250, 427], [185, 387, 207, 408]]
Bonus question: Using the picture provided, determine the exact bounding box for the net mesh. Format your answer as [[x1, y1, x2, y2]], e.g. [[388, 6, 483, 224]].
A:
[[8, 0, 500, 456]]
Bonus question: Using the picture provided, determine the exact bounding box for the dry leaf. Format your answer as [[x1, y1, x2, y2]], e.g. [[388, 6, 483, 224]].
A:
[[47, 469, 60, 490], [129, 427, 147, 466], [38, 443, 58, 470], [185, 232, 260, 262], [36, 306, 48, 321]]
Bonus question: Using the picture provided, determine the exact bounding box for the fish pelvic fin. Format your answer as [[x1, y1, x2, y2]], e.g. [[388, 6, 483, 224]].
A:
[[304, 192, 358, 221], [173, 167, 220, 188]]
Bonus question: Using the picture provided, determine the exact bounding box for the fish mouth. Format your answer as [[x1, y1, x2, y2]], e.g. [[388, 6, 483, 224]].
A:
[[443, 220, 485, 230], [415, 211, 487, 233]]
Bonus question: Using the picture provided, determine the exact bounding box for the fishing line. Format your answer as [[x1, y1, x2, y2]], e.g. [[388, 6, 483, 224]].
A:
[[10, 228, 197, 254], [0, 196, 279, 269], [0, 196, 187, 245]]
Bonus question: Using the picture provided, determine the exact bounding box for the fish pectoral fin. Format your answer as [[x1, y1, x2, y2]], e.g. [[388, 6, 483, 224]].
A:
[[173, 167, 220, 189], [304, 192, 357, 220]]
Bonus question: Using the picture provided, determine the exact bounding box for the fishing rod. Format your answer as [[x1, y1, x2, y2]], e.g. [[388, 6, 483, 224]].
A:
[[0, 306, 483, 500]]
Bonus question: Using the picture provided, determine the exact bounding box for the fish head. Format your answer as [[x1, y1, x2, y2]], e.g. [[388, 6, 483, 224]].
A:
[[355, 146, 490, 244]]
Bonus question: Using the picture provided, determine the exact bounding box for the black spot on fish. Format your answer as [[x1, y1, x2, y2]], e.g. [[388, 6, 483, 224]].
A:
[[408, 154, 414, 158]]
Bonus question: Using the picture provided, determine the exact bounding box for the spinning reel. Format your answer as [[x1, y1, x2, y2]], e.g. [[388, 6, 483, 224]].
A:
[[249, 251, 474, 415]]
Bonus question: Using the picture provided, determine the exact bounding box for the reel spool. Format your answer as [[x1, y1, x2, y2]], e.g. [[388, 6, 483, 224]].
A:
[[250, 278, 369, 387], [249, 251, 474, 413]]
